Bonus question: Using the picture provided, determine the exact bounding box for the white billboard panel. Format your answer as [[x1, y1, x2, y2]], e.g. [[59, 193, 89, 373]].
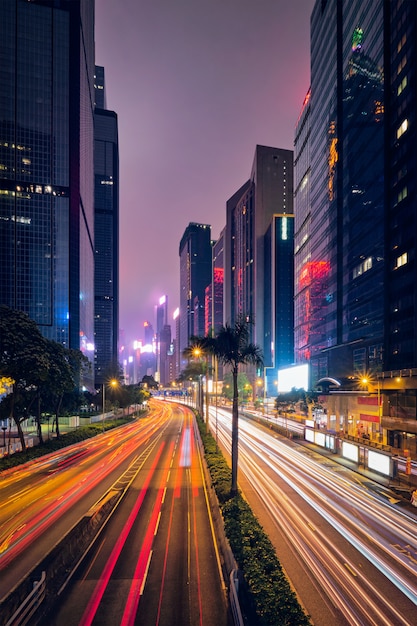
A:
[[277, 364, 309, 392]]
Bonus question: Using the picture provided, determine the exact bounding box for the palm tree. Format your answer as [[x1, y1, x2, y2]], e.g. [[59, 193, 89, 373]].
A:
[[208, 316, 263, 495]]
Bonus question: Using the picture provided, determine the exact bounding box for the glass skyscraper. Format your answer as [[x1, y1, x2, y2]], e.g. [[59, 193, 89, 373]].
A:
[[295, 0, 417, 448], [94, 65, 119, 387], [178, 223, 212, 368], [299, 0, 385, 384], [0, 0, 96, 386], [224, 145, 294, 393]]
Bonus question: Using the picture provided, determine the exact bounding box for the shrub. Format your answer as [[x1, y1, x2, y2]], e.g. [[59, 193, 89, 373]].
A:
[[195, 412, 311, 626]]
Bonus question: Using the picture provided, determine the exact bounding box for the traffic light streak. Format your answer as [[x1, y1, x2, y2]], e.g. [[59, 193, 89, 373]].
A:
[[79, 442, 166, 626], [121, 441, 175, 626]]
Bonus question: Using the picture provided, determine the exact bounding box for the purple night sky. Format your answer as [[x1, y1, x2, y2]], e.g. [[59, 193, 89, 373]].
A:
[[95, 0, 315, 346]]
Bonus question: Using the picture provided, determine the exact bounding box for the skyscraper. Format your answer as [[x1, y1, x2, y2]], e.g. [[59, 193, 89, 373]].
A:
[[178, 223, 212, 368], [224, 145, 294, 391], [0, 0, 96, 386], [298, 0, 385, 385], [94, 66, 119, 386], [296, 0, 417, 448]]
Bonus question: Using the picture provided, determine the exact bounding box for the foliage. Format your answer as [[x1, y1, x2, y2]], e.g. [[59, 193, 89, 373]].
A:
[[140, 374, 158, 389], [0, 415, 137, 472], [205, 315, 263, 495], [0, 306, 91, 447], [222, 371, 252, 401], [195, 413, 311, 626], [275, 388, 321, 416]]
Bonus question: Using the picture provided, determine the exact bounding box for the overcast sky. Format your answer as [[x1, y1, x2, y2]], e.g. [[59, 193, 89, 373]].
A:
[[95, 0, 315, 345]]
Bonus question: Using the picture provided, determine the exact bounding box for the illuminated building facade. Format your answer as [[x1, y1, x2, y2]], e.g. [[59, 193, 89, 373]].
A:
[[298, 0, 417, 448], [301, 0, 385, 384], [0, 0, 96, 386], [294, 89, 312, 363], [155, 295, 170, 385], [205, 231, 224, 336], [224, 145, 294, 392], [94, 66, 119, 386], [384, 0, 417, 372], [178, 223, 212, 369]]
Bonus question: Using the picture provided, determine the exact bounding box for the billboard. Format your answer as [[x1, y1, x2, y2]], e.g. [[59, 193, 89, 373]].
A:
[[277, 364, 309, 392]]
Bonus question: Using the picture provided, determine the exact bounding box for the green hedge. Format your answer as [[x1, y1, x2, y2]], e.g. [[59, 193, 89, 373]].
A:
[[196, 413, 311, 626], [0, 416, 134, 472]]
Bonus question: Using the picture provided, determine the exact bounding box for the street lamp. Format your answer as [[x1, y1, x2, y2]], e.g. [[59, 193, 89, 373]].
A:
[[102, 379, 118, 431], [193, 347, 209, 431]]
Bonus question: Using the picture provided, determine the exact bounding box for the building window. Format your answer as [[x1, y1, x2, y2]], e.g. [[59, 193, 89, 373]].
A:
[[397, 186, 408, 204], [397, 76, 407, 96], [396, 119, 408, 139], [353, 256, 373, 279], [395, 252, 408, 269]]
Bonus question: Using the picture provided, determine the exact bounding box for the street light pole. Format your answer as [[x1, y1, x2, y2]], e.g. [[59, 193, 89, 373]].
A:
[[102, 382, 105, 432]]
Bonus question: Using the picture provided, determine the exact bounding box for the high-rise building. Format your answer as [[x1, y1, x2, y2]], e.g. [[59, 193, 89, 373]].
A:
[[296, 0, 417, 448], [94, 65, 119, 386], [0, 0, 96, 386], [178, 223, 212, 370], [155, 295, 169, 385], [224, 146, 294, 391], [297, 0, 385, 386], [384, 0, 417, 372], [294, 89, 312, 365], [211, 230, 225, 335]]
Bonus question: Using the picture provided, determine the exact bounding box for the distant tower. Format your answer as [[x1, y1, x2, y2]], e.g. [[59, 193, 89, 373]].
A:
[[94, 65, 119, 386], [224, 146, 294, 390], [155, 295, 169, 385], [178, 223, 212, 370]]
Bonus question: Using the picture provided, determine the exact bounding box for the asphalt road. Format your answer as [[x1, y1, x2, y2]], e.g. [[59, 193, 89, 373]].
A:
[[210, 405, 417, 626], [46, 401, 228, 626]]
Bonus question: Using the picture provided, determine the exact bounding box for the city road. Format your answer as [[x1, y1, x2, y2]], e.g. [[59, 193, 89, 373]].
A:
[[209, 405, 417, 626], [0, 401, 228, 626]]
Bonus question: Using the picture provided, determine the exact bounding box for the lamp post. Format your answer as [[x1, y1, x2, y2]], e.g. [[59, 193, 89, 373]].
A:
[[102, 383, 106, 432], [102, 379, 118, 431], [193, 347, 209, 432]]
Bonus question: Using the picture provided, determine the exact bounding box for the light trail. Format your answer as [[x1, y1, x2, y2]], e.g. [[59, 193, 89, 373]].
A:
[[210, 406, 417, 625], [79, 442, 166, 626]]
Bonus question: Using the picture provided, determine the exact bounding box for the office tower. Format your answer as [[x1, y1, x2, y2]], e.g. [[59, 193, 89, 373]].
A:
[[294, 89, 312, 365], [301, 0, 385, 385], [179, 223, 212, 369], [224, 146, 294, 391], [155, 295, 169, 385], [211, 230, 225, 335], [384, 0, 417, 372], [0, 0, 96, 386], [156, 295, 168, 336], [297, 0, 417, 447], [158, 325, 172, 386], [94, 66, 119, 386], [94, 65, 107, 109]]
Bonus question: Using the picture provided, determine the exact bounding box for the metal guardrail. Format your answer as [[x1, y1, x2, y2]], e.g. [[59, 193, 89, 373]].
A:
[[6, 571, 46, 626], [229, 569, 244, 626]]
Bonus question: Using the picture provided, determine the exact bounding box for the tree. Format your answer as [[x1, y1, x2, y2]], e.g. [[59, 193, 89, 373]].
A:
[[42, 343, 90, 438], [222, 371, 252, 402], [207, 316, 263, 496], [140, 375, 158, 390], [0, 306, 50, 449]]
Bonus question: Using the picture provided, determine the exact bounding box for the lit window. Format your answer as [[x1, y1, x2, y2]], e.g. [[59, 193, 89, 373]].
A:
[[281, 217, 288, 240], [396, 252, 408, 268], [397, 55, 407, 75], [397, 119, 408, 139], [397, 76, 407, 96], [397, 187, 408, 204], [397, 34, 406, 53], [353, 256, 373, 279]]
